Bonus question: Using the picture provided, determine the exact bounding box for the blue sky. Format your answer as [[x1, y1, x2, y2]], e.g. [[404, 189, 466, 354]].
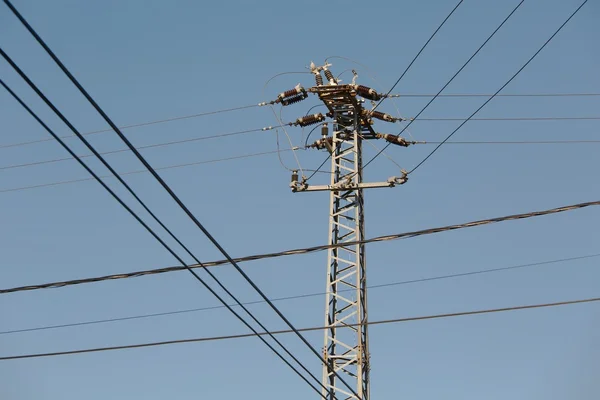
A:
[[0, 0, 598, 398]]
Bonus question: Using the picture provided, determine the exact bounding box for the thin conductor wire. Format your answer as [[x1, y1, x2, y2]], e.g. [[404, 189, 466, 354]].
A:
[[3, 252, 597, 336], [3, 199, 598, 295], [6, 4, 356, 392], [389, 92, 600, 98], [0, 149, 292, 194], [263, 72, 309, 176], [0, 55, 327, 397], [326, 55, 415, 140], [0, 125, 280, 172], [370, 0, 465, 114], [0, 103, 263, 150], [2, 296, 598, 361], [365, 0, 527, 172], [409, 0, 589, 174]]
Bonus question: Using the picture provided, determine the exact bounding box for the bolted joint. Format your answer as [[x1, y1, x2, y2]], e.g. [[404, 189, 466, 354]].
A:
[[290, 170, 307, 192]]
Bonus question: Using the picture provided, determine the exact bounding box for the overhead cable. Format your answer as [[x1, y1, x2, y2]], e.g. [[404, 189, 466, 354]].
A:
[[2, 199, 598, 295], [389, 92, 600, 98], [2, 95, 596, 150], [0, 126, 280, 171], [409, 0, 589, 174], [2, 296, 598, 361], [0, 60, 326, 398], [0, 149, 290, 194], [364, 0, 526, 170], [4, 3, 356, 396], [3, 253, 597, 336], [370, 0, 465, 113], [0, 104, 264, 150]]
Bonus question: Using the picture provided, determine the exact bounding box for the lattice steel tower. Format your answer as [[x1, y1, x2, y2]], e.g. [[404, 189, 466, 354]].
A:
[[276, 61, 414, 400]]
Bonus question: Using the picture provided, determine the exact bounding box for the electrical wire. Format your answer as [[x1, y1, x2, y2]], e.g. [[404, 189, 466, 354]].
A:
[[3, 199, 598, 295], [304, 154, 331, 182], [0, 149, 290, 194], [389, 92, 600, 98], [422, 140, 600, 145], [303, 121, 327, 149], [415, 116, 600, 121], [3, 252, 597, 336], [0, 104, 264, 150], [6, 5, 356, 395], [2, 91, 594, 151], [2, 121, 598, 174], [0, 125, 280, 172], [370, 0, 465, 114], [2, 296, 598, 361], [408, 0, 589, 175], [324, 56, 417, 148], [2, 95, 595, 151], [0, 53, 327, 397], [263, 74, 308, 177], [358, 131, 404, 173], [364, 0, 526, 171]]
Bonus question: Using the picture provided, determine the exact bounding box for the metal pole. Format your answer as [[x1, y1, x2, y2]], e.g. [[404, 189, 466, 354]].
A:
[[283, 62, 411, 399]]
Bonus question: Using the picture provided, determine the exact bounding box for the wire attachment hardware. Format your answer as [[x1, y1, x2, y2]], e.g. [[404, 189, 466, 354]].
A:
[[375, 133, 417, 147], [387, 170, 408, 186], [290, 169, 307, 192], [292, 113, 326, 127], [276, 84, 308, 106], [307, 136, 334, 153], [363, 109, 402, 123], [353, 84, 383, 101]]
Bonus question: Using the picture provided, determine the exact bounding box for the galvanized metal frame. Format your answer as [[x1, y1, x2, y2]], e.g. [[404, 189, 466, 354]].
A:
[[321, 91, 370, 400]]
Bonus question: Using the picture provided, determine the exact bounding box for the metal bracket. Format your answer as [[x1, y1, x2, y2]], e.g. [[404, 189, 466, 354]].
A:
[[291, 177, 406, 193]]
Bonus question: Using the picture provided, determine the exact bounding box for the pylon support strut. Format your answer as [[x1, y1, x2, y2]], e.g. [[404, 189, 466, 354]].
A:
[[281, 62, 411, 400]]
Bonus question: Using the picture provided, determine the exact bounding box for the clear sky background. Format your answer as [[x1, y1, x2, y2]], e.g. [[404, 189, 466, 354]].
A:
[[0, 0, 598, 398]]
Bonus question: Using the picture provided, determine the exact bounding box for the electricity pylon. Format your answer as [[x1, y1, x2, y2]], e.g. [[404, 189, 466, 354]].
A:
[[275, 62, 415, 400]]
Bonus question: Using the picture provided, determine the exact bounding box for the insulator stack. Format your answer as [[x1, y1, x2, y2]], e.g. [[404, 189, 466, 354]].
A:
[[376, 133, 412, 147], [308, 136, 333, 151], [281, 93, 308, 106], [314, 73, 324, 86], [363, 110, 401, 123], [323, 68, 336, 84], [293, 113, 325, 127], [355, 85, 382, 101], [277, 84, 307, 106]]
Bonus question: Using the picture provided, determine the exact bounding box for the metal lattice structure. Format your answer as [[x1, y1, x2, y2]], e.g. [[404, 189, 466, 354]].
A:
[[282, 62, 412, 400], [322, 96, 370, 400]]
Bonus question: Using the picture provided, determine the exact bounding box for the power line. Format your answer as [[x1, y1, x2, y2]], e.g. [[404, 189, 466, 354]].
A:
[[2, 97, 596, 151], [5, 3, 356, 396], [3, 253, 597, 336], [415, 116, 600, 121], [0, 104, 264, 150], [2, 296, 597, 361], [371, 0, 465, 113], [364, 0, 525, 170], [0, 53, 326, 397], [422, 139, 600, 144], [389, 93, 600, 98], [2, 199, 598, 295], [0, 149, 290, 194], [0, 125, 278, 172], [2, 127, 598, 175], [3, 135, 598, 195], [408, 0, 589, 174]]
